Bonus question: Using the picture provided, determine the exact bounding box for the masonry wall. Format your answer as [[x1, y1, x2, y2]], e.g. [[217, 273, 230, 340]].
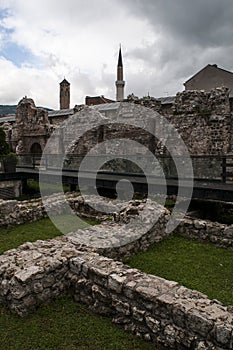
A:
[[0, 194, 233, 249], [69, 252, 233, 350], [0, 235, 232, 349], [4, 87, 233, 163], [177, 216, 233, 248], [65, 90, 233, 163], [0, 193, 110, 227], [0, 194, 232, 349], [127, 87, 233, 155]]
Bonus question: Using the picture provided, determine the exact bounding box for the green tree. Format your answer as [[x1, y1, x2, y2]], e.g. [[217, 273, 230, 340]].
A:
[[0, 128, 10, 157]]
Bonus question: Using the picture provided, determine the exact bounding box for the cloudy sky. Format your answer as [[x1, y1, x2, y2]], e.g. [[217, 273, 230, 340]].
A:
[[0, 0, 233, 109]]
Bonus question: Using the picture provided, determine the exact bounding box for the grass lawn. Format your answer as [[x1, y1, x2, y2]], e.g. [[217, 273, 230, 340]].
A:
[[0, 215, 98, 254], [124, 234, 233, 306], [0, 296, 156, 350], [0, 217, 157, 350], [0, 217, 232, 349]]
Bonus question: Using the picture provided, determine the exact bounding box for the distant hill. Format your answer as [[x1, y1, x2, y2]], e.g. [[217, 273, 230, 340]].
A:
[[0, 105, 53, 116], [0, 105, 17, 115]]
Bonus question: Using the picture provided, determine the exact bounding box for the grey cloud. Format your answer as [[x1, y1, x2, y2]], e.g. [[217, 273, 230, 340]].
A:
[[123, 0, 233, 48], [120, 0, 233, 97], [1, 0, 233, 104]]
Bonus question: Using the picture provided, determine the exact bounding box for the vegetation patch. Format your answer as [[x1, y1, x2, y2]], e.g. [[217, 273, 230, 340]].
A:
[[0, 296, 156, 350], [0, 218, 156, 350], [124, 234, 233, 305], [0, 215, 99, 254]]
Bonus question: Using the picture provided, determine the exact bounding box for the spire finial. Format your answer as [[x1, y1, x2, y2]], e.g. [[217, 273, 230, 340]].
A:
[[118, 44, 123, 67], [115, 45, 125, 101]]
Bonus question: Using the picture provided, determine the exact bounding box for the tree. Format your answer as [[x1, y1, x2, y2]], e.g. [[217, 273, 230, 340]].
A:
[[0, 128, 10, 157]]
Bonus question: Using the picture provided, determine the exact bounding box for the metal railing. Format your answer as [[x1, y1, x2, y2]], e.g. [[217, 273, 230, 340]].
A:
[[221, 156, 233, 183], [16, 153, 233, 183]]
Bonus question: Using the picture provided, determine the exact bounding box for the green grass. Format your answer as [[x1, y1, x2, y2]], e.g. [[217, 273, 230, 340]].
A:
[[0, 215, 99, 254], [0, 218, 232, 349], [0, 218, 156, 350], [0, 296, 156, 350], [124, 235, 233, 305]]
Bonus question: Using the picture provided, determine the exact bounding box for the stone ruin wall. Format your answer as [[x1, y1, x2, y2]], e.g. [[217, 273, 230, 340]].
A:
[[0, 194, 232, 349], [4, 87, 233, 161], [0, 194, 232, 251], [56, 88, 233, 180], [59, 97, 231, 180], [11, 97, 51, 154], [1, 240, 232, 350], [127, 87, 233, 155], [0, 193, 110, 227]]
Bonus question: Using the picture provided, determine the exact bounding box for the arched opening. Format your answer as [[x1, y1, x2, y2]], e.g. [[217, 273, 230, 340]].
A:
[[30, 143, 42, 155], [30, 143, 42, 167]]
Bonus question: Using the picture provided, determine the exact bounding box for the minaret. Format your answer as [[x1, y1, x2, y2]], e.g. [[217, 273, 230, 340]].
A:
[[60, 78, 70, 109], [115, 46, 125, 101]]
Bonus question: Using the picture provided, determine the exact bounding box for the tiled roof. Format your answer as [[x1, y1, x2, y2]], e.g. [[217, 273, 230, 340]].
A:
[[184, 64, 233, 85], [157, 96, 175, 105], [0, 115, 16, 123], [92, 102, 120, 112], [48, 109, 74, 118]]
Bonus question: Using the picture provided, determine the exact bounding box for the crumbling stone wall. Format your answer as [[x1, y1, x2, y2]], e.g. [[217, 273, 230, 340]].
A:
[[0, 194, 232, 348], [0, 193, 110, 227], [173, 87, 231, 115], [11, 97, 50, 154], [167, 113, 232, 155], [0, 237, 86, 316], [4, 88, 233, 169], [70, 252, 233, 350], [0, 194, 171, 258], [177, 216, 233, 248], [3, 87, 233, 160], [127, 87, 233, 155], [62, 105, 158, 158], [61, 92, 233, 169], [0, 194, 232, 249], [0, 238, 232, 349]]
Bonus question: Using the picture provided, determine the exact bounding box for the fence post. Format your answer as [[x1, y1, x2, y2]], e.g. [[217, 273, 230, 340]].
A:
[[45, 154, 48, 170], [222, 156, 226, 183], [32, 154, 36, 169]]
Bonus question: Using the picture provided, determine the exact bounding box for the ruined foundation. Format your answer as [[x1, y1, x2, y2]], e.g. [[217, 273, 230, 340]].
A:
[[0, 194, 232, 349]]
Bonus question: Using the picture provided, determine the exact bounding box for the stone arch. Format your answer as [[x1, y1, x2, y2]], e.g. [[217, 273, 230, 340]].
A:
[[30, 142, 42, 167], [30, 142, 42, 155]]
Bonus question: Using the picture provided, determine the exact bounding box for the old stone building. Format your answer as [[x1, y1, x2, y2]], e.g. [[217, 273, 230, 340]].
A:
[[85, 95, 115, 106], [2, 51, 233, 159], [60, 78, 70, 109], [11, 97, 50, 156], [184, 64, 233, 91], [2, 88, 233, 158], [128, 87, 233, 155]]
